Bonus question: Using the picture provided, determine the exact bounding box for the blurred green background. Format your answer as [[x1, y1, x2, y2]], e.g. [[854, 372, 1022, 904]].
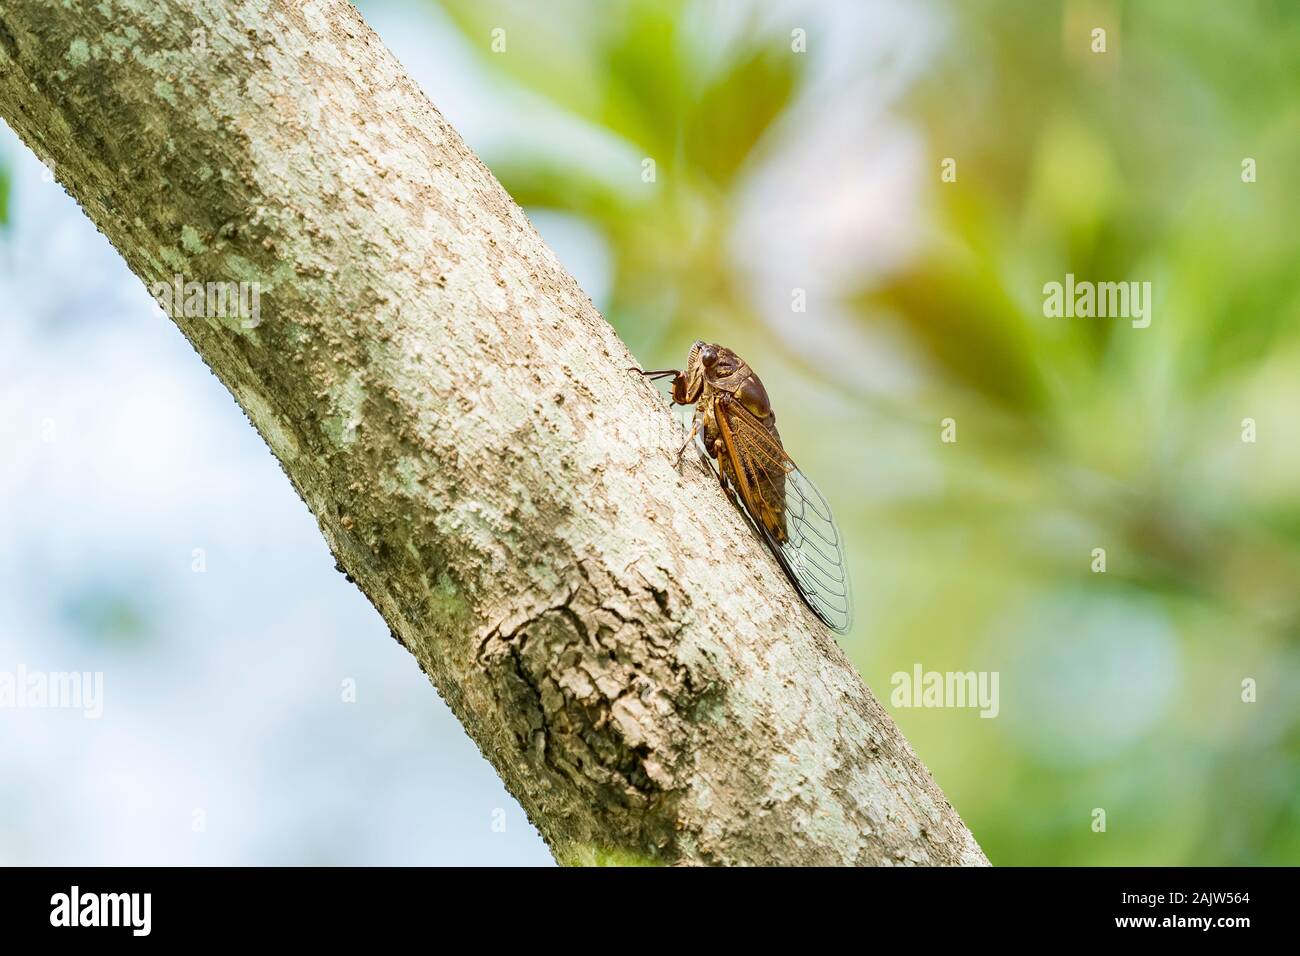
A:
[[2, 0, 1296, 866], [428, 0, 1300, 865]]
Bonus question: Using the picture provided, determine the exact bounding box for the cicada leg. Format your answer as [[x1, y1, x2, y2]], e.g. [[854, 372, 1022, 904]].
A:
[[673, 418, 701, 470], [631, 366, 702, 407]]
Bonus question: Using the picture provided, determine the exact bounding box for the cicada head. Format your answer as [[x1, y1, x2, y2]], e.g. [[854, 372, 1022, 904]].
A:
[[694, 341, 748, 391]]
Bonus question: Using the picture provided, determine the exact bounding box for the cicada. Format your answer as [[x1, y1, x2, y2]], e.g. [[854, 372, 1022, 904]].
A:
[[636, 341, 853, 634]]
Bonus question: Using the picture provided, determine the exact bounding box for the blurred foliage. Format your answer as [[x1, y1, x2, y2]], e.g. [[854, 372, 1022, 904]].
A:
[[58, 581, 155, 647], [437, 0, 1300, 866], [438, 0, 802, 363]]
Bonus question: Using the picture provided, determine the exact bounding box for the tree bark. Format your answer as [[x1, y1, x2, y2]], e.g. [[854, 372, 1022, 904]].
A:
[[0, 0, 987, 866]]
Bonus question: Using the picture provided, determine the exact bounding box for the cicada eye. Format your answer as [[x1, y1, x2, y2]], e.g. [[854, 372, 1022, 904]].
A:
[[701, 346, 718, 368]]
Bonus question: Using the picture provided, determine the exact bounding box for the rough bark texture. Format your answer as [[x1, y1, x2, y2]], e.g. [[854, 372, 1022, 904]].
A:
[[0, 0, 987, 865]]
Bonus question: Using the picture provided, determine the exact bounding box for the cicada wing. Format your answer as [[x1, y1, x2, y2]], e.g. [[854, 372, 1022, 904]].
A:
[[768, 467, 853, 634], [715, 400, 854, 635]]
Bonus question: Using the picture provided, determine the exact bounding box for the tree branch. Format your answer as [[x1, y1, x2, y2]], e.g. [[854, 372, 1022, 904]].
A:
[[0, 0, 987, 865]]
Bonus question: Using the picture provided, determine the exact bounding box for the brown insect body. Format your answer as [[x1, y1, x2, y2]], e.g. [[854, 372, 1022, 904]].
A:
[[637, 341, 853, 634], [690, 344, 789, 545]]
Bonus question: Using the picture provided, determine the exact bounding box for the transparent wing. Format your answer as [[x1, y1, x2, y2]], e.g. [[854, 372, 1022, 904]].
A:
[[772, 467, 854, 635], [714, 400, 854, 635]]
